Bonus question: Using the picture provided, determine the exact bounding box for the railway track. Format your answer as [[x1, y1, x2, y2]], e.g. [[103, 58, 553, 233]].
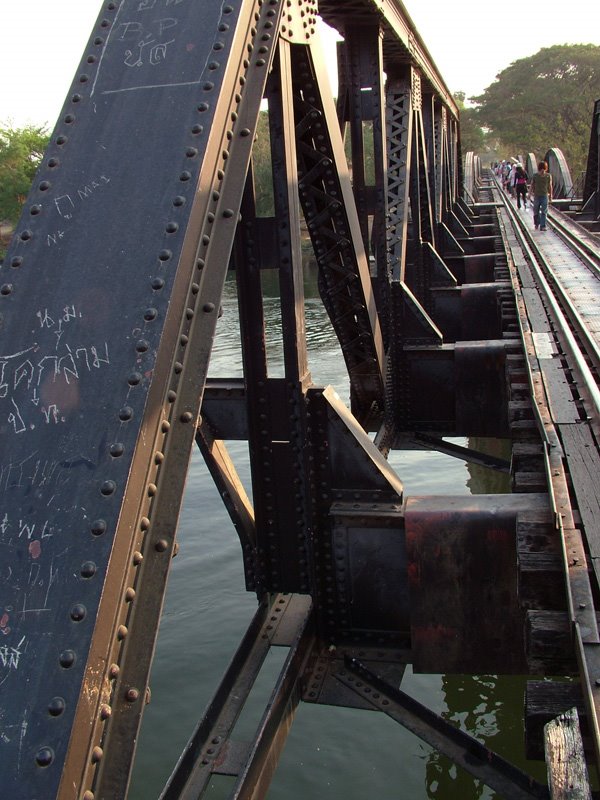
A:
[[494, 178, 600, 429]]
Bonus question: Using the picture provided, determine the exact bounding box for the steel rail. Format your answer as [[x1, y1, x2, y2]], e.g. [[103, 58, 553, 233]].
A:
[[497, 183, 600, 427]]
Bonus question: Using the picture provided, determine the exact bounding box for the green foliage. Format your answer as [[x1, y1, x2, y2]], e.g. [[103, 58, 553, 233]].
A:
[[0, 124, 49, 225], [454, 92, 487, 157], [470, 44, 600, 174]]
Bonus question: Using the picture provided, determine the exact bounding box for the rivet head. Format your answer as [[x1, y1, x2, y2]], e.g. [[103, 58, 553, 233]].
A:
[[203, 302, 215, 312], [125, 588, 136, 602], [173, 195, 186, 207], [147, 483, 157, 496], [100, 704, 112, 720], [128, 371, 142, 386], [155, 538, 169, 553], [82, 791, 95, 800], [126, 687, 140, 703], [100, 480, 116, 495], [71, 604, 87, 622], [180, 411, 193, 423], [161, 420, 170, 432], [152, 277, 165, 290], [136, 339, 149, 353], [59, 650, 76, 669], [10, 256, 23, 268], [133, 551, 143, 565], [109, 443, 124, 458], [158, 249, 172, 262], [91, 746, 103, 764], [117, 625, 128, 640], [35, 747, 54, 767], [1, 284, 13, 296], [144, 308, 158, 321], [140, 517, 151, 530], [48, 697, 66, 717], [81, 561, 97, 578], [119, 406, 133, 421]]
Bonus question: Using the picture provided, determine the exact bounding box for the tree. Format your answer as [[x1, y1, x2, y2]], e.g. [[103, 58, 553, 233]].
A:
[[454, 92, 487, 157], [470, 44, 600, 175], [0, 124, 49, 225]]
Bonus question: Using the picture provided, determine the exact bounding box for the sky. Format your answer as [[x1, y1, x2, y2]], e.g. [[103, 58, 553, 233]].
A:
[[1, 0, 599, 129]]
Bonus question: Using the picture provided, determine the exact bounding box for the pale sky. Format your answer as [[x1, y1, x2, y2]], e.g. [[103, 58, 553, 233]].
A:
[[1, 0, 598, 129]]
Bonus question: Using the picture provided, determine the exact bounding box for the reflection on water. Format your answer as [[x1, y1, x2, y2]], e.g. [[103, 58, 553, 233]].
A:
[[129, 267, 543, 799]]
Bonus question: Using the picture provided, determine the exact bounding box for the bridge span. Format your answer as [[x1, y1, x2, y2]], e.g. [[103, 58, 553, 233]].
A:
[[1, 0, 600, 797]]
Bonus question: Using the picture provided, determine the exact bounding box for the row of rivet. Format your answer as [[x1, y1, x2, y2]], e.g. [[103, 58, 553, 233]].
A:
[[305, 394, 338, 639], [294, 69, 380, 396], [73, 4, 241, 793], [73, 1, 280, 795], [31, 3, 120, 780], [26, 6, 123, 786], [1, 9, 114, 300]]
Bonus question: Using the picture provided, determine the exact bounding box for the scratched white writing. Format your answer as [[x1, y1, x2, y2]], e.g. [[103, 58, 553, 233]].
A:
[[48, 175, 111, 242], [0, 452, 69, 494], [36, 304, 81, 349], [0, 637, 25, 671], [1, 341, 110, 404], [138, 0, 185, 10], [116, 16, 178, 69], [0, 513, 52, 541]]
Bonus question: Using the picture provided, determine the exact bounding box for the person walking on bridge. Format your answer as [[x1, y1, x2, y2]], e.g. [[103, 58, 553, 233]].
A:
[[530, 161, 552, 231], [514, 165, 528, 209]]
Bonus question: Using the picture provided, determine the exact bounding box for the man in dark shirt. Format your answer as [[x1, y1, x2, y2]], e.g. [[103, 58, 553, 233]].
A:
[[530, 161, 553, 231]]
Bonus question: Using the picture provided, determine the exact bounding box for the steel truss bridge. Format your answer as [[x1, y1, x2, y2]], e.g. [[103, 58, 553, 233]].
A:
[[1, 0, 600, 797]]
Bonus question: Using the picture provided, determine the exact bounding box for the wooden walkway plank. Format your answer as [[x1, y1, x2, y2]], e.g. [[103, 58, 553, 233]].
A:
[[545, 708, 592, 799]]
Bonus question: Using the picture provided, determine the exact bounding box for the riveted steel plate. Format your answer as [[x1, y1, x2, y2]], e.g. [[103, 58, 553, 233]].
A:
[[0, 0, 277, 794]]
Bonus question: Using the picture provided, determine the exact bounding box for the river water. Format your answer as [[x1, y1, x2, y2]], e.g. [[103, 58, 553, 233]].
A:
[[128, 266, 545, 799]]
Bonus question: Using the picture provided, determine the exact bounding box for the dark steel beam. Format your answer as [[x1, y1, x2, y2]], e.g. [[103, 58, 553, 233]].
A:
[[319, 0, 459, 119], [160, 594, 313, 800], [337, 657, 550, 800], [291, 40, 385, 420]]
